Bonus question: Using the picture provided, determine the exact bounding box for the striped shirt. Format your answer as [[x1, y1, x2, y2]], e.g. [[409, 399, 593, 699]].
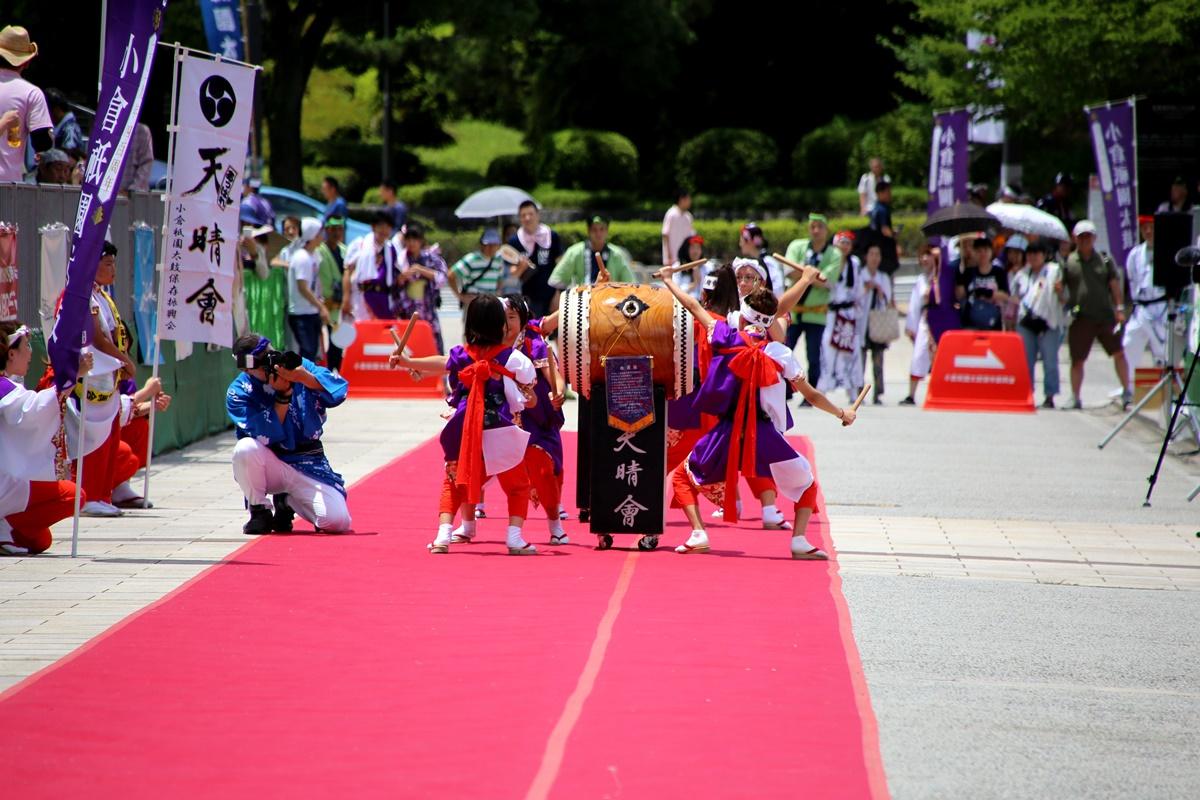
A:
[[450, 251, 503, 296]]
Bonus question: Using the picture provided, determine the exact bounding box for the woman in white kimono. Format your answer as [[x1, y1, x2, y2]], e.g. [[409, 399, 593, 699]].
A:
[[901, 245, 940, 405], [857, 243, 894, 405], [1, 323, 91, 555], [818, 231, 866, 401]]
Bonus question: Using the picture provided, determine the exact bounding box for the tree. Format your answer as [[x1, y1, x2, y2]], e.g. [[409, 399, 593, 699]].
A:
[[890, 0, 1200, 143], [259, 0, 342, 190]]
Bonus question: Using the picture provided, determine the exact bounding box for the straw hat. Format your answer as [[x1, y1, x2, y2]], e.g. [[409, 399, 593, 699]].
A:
[[0, 26, 38, 68]]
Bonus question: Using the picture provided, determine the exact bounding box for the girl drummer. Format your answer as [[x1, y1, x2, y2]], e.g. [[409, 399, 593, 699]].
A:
[[388, 294, 539, 555], [1, 323, 91, 555], [655, 266, 856, 560]]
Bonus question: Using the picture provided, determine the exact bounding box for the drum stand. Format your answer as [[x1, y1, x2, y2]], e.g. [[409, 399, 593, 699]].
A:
[[1098, 299, 1200, 455]]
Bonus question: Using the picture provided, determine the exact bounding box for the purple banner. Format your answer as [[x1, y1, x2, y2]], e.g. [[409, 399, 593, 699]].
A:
[[605, 356, 655, 435], [1086, 100, 1137, 270], [47, 0, 168, 393], [927, 110, 970, 220]]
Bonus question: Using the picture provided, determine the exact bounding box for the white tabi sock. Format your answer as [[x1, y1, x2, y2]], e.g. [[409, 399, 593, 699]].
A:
[[506, 525, 528, 549], [548, 519, 564, 537], [434, 523, 453, 545], [762, 504, 783, 525], [790, 534, 823, 554], [685, 529, 708, 547], [111, 481, 140, 503]]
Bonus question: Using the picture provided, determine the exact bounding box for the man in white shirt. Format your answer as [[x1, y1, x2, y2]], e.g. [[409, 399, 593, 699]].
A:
[[287, 218, 330, 361], [0, 26, 52, 183], [1122, 215, 1169, 383], [857, 157, 891, 215], [661, 189, 694, 266]]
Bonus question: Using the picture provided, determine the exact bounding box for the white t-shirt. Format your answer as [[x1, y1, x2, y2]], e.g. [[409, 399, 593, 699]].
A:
[[0, 68, 51, 183], [857, 172, 892, 212], [661, 204, 694, 265], [288, 248, 320, 315]]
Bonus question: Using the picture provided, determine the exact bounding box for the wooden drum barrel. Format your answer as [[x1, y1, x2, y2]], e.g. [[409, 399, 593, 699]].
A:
[[559, 283, 695, 400]]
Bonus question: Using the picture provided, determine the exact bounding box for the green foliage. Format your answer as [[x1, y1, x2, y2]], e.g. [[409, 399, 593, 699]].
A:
[[890, 0, 1200, 149], [849, 104, 933, 188], [676, 129, 779, 194], [302, 166, 357, 202], [420, 212, 926, 266], [538, 130, 640, 192], [791, 117, 858, 187], [413, 119, 530, 185], [486, 154, 539, 188]]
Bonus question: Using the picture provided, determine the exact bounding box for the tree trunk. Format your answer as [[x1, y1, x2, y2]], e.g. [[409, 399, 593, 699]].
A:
[[260, 0, 335, 191]]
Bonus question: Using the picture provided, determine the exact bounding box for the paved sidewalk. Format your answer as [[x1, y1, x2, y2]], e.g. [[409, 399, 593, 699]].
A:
[[2, 327, 1198, 797]]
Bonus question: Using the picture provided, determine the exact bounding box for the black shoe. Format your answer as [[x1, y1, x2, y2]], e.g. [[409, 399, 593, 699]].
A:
[[244, 505, 273, 535], [899, 396, 916, 406], [1041, 397, 1055, 409], [273, 494, 295, 532]]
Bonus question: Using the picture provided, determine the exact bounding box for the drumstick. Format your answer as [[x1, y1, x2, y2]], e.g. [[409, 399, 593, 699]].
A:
[[772, 252, 804, 273], [675, 258, 706, 272], [594, 252, 612, 284], [851, 385, 871, 411], [389, 315, 419, 355]]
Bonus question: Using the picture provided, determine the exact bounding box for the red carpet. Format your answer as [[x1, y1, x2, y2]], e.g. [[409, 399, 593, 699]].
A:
[[1, 433, 887, 799]]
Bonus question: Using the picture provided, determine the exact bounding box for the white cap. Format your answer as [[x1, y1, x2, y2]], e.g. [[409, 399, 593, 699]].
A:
[[300, 217, 325, 244], [1005, 234, 1028, 251], [1073, 219, 1097, 238]]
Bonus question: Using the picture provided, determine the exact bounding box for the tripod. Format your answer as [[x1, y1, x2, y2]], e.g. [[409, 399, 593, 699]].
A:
[[1144, 334, 1200, 505], [1098, 298, 1200, 452]]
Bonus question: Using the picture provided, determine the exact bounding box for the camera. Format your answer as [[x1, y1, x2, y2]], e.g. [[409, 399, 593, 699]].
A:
[[236, 348, 302, 377]]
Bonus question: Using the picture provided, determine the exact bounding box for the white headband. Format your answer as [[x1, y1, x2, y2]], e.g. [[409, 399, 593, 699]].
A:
[[6, 325, 30, 347], [739, 299, 775, 330], [702, 273, 719, 291], [732, 257, 767, 283]]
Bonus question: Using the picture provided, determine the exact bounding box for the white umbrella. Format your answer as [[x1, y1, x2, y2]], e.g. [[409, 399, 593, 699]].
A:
[[985, 202, 1070, 240], [454, 186, 539, 219]]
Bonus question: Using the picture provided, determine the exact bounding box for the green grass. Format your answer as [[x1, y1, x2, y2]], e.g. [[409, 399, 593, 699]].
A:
[[412, 119, 528, 186], [301, 67, 378, 143]]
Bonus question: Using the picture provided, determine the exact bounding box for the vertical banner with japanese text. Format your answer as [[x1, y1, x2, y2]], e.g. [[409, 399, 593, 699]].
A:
[[47, 0, 168, 393], [0, 223, 16, 322], [1085, 100, 1137, 271], [157, 52, 256, 348], [927, 109, 970, 222], [198, 0, 245, 60]]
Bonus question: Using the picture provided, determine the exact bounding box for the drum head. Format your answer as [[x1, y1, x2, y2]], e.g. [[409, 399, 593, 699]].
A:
[[498, 244, 522, 265], [330, 321, 357, 349]]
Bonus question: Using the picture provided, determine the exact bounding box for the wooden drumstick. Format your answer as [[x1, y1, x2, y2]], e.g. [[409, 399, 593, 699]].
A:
[[851, 385, 871, 411], [772, 252, 804, 273], [389, 315, 419, 354], [675, 258, 706, 272], [593, 252, 612, 284]]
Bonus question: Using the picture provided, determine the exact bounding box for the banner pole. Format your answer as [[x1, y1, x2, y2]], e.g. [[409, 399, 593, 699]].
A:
[[142, 45, 184, 508], [97, 0, 107, 97], [70, 331, 87, 558]]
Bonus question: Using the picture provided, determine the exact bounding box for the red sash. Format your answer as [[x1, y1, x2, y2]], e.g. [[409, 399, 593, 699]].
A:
[[721, 332, 783, 522], [456, 345, 516, 503]]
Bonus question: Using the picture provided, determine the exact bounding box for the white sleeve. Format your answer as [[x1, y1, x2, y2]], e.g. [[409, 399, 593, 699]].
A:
[[905, 276, 925, 335], [764, 341, 801, 380], [857, 174, 869, 193], [503, 350, 536, 411], [119, 395, 136, 427]]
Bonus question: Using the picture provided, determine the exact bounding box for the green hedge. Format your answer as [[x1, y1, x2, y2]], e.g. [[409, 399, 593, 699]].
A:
[[538, 129, 640, 191], [486, 153, 538, 188], [424, 213, 927, 266], [792, 116, 858, 187], [676, 128, 778, 194]]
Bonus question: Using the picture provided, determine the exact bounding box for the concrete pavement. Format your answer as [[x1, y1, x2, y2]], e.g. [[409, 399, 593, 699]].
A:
[[2, 320, 1198, 798]]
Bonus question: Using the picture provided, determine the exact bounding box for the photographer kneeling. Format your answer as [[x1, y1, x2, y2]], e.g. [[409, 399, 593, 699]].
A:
[[226, 333, 352, 535]]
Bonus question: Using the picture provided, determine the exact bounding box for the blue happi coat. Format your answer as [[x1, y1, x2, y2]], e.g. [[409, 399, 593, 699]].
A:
[[225, 359, 349, 496]]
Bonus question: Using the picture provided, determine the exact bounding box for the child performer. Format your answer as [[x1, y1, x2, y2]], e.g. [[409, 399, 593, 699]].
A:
[[1, 323, 91, 555], [389, 295, 538, 555], [655, 266, 856, 560], [496, 295, 567, 544], [666, 265, 739, 473]]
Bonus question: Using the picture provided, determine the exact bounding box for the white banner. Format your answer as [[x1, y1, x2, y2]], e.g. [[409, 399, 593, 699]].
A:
[[38, 223, 70, 340], [157, 53, 256, 347]]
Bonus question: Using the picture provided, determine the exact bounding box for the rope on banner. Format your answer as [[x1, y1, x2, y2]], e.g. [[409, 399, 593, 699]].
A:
[[155, 41, 263, 71]]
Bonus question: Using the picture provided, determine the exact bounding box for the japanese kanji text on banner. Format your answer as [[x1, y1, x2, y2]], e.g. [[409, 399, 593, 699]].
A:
[[157, 53, 256, 348], [1085, 100, 1137, 271]]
